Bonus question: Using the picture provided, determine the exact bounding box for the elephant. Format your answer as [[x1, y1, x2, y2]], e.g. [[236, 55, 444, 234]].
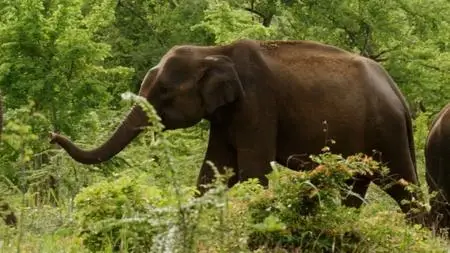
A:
[[425, 103, 450, 232], [0, 90, 17, 227], [49, 39, 421, 222]]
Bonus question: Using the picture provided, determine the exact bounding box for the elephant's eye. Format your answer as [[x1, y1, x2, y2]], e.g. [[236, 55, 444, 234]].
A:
[[160, 86, 169, 94]]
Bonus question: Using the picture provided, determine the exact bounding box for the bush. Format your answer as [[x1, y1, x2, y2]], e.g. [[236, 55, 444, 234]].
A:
[[241, 153, 447, 252], [244, 153, 379, 251], [73, 168, 239, 252], [74, 172, 171, 252]]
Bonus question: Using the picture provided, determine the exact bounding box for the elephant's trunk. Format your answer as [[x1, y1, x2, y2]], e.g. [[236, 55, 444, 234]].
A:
[[49, 105, 149, 164]]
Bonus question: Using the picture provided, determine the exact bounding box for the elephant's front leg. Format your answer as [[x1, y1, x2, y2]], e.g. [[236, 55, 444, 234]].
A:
[[234, 125, 277, 187], [235, 149, 274, 186], [196, 125, 238, 195]]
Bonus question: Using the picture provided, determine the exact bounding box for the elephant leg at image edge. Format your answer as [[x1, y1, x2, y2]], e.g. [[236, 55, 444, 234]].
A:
[[196, 126, 238, 195], [374, 157, 425, 224]]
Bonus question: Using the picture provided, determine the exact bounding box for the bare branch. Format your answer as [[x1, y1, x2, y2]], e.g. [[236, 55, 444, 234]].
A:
[[244, 7, 265, 18], [419, 63, 448, 72], [362, 44, 401, 62], [243, 7, 273, 27]]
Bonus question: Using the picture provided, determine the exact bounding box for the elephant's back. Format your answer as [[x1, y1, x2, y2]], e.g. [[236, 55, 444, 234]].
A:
[[428, 103, 450, 148], [425, 103, 450, 191], [258, 40, 352, 57], [258, 40, 360, 75], [427, 103, 450, 159]]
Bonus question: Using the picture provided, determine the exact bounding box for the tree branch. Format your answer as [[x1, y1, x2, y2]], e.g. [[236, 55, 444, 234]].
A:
[[116, 0, 166, 47], [419, 62, 448, 72], [244, 7, 265, 18], [360, 22, 371, 56], [362, 44, 401, 62], [243, 7, 273, 27]]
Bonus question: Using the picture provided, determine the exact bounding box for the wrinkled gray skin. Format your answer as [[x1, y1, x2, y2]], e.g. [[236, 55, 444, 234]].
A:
[[0, 91, 17, 227], [49, 39, 423, 224], [425, 103, 450, 234]]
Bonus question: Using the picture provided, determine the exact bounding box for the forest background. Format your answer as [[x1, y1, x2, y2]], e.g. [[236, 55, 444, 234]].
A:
[[1, 0, 450, 252]]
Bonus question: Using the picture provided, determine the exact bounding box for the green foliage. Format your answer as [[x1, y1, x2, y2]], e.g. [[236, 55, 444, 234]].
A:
[[413, 111, 433, 183], [72, 165, 250, 253], [193, 1, 276, 44], [74, 173, 169, 252], [0, 102, 48, 190], [246, 153, 382, 251], [244, 154, 446, 252], [98, 0, 213, 92], [0, 0, 133, 136]]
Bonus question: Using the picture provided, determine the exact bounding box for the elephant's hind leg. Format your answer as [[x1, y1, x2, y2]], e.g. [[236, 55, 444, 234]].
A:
[[428, 193, 450, 235], [426, 152, 450, 233], [372, 143, 424, 223]]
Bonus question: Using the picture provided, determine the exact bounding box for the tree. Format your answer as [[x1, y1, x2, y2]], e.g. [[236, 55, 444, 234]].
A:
[[0, 0, 133, 137], [97, 0, 214, 92]]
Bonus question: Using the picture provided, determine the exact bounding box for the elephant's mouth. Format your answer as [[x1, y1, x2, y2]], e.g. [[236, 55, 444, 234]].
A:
[[159, 109, 202, 130]]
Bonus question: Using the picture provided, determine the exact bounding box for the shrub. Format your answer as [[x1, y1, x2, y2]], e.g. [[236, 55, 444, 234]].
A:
[[74, 172, 171, 252], [242, 152, 447, 252]]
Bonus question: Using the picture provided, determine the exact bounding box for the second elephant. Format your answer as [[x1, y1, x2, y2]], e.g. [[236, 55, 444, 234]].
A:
[[425, 103, 450, 233]]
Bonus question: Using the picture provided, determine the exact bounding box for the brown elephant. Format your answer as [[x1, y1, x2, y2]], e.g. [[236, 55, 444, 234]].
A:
[[425, 103, 450, 232], [49, 39, 420, 220]]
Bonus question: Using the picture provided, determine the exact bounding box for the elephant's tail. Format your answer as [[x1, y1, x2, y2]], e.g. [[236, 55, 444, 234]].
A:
[[405, 107, 418, 180], [393, 82, 418, 182]]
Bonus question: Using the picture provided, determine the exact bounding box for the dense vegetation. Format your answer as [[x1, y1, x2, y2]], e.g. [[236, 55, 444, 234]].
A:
[[1, 0, 450, 252]]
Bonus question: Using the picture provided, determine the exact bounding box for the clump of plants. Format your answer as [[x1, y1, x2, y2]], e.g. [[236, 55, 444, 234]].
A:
[[73, 172, 178, 252], [73, 168, 239, 253], [243, 152, 447, 252]]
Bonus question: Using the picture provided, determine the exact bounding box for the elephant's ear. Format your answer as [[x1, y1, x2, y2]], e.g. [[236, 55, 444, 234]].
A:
[[199, 55, 245, 114], [138, 66, 160, 98]]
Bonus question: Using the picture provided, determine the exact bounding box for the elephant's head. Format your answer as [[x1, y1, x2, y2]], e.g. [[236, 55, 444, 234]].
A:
[[49, 46, 246, 164]]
